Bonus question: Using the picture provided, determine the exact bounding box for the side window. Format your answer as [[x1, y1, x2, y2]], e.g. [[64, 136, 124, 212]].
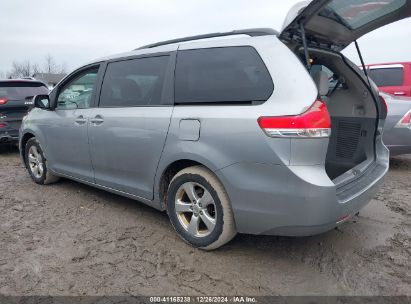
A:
[[175, 46, 273, 105], [368, 67, 404, 87], [99, 56, 170, 107], [57, 67, 99, 109]]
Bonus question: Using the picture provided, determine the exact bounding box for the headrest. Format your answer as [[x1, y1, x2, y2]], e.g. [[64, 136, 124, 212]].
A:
[[314, 71, 329, 96], [111, 78, 142, 101]]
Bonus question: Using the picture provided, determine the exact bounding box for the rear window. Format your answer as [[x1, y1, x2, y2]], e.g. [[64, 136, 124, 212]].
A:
[[320, 0, 406, 30], [368, 67, 404, 87], [175, 46, 273, 105], [0, 82, 49, 100], [100, 56, 169, 107]]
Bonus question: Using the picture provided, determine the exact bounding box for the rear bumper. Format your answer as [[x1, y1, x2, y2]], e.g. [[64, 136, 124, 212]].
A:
[[0, 132, 19, 143], [383, 127, 411, 156], [0, 120, 21, 143], [217, 159, 388, 236], [387, 145, 411, 156]]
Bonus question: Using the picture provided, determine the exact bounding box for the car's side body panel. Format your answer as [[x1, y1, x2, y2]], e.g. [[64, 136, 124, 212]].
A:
[[19, 32, 390, 236], [28, 65, 104, 182], [88, 106, 174, 199], [87, 52, 177, 200], [382, 92, 411, 155], [153, 36, 319, 201]]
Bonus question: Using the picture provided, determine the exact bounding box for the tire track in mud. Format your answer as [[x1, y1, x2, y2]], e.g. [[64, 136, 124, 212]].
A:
[[0, 146, 410, 296]]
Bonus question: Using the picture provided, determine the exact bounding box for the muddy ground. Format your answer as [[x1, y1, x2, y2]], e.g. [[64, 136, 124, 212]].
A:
[[0, 144, 409, 296]]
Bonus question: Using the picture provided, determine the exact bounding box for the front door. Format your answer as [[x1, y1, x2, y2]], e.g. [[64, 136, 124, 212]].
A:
[[44, 66, 100, 182], [88, 54, 174, 199]]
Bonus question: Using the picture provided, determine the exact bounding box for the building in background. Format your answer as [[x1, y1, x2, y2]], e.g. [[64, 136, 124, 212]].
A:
[[32, 73, 66, 89]]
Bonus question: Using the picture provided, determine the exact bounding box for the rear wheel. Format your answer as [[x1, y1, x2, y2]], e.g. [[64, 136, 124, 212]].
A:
[[25, 138, 59, 185], [167, 166, 236, 250]]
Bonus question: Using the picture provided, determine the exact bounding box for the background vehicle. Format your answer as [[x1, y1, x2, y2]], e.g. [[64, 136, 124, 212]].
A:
[[381, 92, 411, 156], [0, 80, 48, 144], [20, 0, 411, 249], [366, 62, 411, 97]]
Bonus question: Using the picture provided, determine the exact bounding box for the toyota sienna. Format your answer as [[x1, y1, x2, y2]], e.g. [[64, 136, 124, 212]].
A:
[[20, 0, 411, 249]]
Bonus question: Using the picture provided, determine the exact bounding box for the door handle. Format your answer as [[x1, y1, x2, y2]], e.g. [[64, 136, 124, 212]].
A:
[[394, 92, 405, 96], [90, 115, 104, 125], [75, 115, 87, 125]]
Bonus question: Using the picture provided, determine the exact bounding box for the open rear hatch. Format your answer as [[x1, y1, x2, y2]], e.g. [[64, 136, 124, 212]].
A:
[[280, 0, 411, 184], [281, 0, 411, 51]]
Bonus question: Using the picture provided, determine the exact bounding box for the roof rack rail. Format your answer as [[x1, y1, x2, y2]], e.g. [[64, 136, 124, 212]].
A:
[[136, 28, 279, 50]]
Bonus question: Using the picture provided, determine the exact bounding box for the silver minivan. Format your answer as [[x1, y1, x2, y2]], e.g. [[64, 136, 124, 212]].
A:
[[20, 0, 411, 249]]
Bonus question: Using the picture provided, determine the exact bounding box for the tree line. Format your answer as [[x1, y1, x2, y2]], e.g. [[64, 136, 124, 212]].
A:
[[1, 55, 67, 79]]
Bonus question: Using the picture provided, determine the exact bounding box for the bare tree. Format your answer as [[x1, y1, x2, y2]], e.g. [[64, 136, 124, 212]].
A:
[[8, 60, 40, 78], [43, 54, 66, 74], [6, 55, 67, 79], [59, 62, 67, 74], [43, 54, 57, 73]]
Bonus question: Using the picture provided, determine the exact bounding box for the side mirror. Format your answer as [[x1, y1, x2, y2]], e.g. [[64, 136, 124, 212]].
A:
[[33, 95, 51, 109]]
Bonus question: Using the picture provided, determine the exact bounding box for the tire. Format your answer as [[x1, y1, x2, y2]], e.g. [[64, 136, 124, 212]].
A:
[[167, 166, 236, 250], [25, 138, 59, 185]]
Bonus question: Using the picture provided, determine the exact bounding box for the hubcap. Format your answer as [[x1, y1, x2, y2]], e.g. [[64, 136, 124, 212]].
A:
[[28, 146, 44, 179], [175, 182, 217, 238]]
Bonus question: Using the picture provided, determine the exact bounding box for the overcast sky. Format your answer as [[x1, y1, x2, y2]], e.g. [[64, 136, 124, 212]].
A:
[[1, 0, 411, 75]]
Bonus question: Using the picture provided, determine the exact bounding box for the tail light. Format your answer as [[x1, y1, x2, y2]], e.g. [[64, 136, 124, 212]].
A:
[[258, 100, 331, 138], [395, 110, 411, 128], [0, 123, 6, 128], [0, 98, 8, 105]]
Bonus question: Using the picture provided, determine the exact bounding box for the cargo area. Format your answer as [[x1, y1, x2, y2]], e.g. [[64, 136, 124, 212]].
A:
[[308, 49, 379, 180]]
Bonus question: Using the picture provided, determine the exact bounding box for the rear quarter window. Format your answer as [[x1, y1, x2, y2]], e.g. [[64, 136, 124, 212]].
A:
[[0, 82, 49, 100], [368, 67, 404, 87], [175, 46, 273, 105]]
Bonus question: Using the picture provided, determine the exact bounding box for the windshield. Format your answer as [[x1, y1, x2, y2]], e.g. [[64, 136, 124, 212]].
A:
[[0, 82, 49, 100]]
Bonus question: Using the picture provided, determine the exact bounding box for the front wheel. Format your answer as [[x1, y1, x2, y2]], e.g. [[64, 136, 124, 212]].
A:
[[25, 138, 59, 185], [167, 166, 236, 250]]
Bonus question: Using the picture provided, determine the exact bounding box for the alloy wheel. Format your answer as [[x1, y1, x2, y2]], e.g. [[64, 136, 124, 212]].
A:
[[28, 145, 44, 179], [175, 182, 217, 237]]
